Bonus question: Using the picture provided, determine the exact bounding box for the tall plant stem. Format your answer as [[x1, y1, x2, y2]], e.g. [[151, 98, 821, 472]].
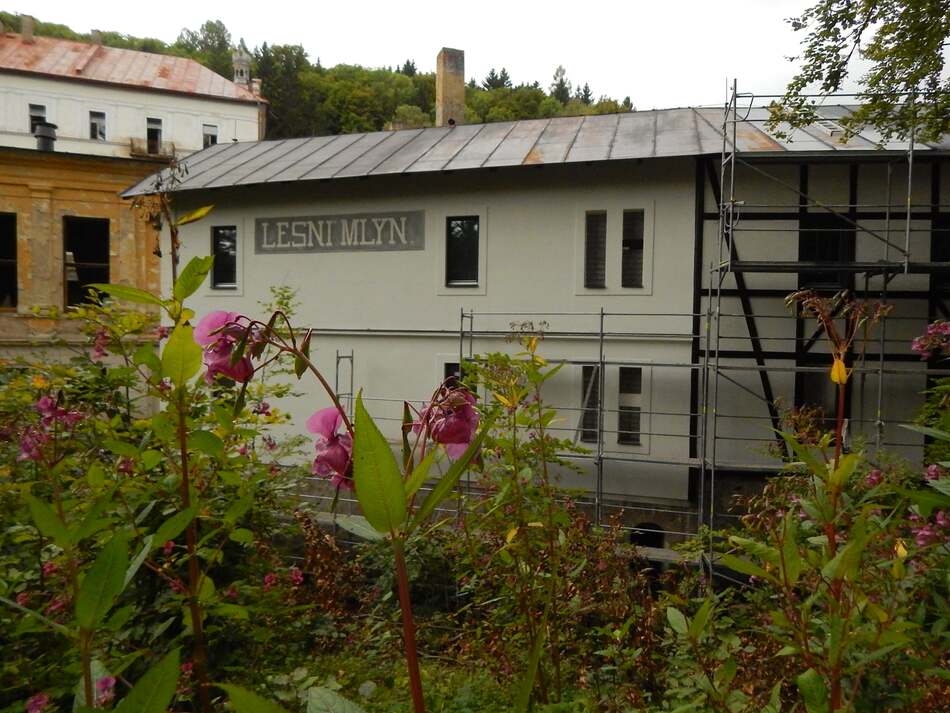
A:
[[392, 538, 426, 713], [832, 382, 846, 471], [176, 390, 211, 713], [79, 631, 94, 706]]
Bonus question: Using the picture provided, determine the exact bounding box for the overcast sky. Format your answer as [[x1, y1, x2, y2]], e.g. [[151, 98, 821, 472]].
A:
[[24, 0, 848, 108]]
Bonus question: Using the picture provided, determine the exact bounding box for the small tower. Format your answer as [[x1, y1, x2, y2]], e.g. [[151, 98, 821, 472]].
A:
[[232, 47, 251, 86]]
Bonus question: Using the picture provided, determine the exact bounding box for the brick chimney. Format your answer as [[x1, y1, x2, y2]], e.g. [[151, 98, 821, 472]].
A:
[[435, 48, 465, 128], [21, 15, 34, 43]]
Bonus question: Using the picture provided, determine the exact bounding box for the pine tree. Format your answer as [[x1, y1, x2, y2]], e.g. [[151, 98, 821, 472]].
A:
[[399, 59, 417, 77], [580, 82, 593, 105], [550, 65, 571, 104]]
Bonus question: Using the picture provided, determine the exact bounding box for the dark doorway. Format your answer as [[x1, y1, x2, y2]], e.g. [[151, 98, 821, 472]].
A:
[[0, 213, 15, 308], [629, 523, 665, 549], [64, 217, 109, 306]]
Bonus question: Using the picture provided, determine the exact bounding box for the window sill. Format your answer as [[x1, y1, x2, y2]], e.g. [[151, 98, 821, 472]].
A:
[[211, 285, 238, 291], [444, 282, 479, 288]]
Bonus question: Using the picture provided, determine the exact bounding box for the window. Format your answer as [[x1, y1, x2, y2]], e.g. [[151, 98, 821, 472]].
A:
[[584, 211, 607, 288], [29, 104, 46, 134], [202, 124, 218, 149], [63, 217, 109, 306], [618, 366, 642, 445], [444, 361, 461, 387], [932, 213, 950, 290], [445, 216, 479, 286], [211, 226, 237, 288], [798, 213, 854, 289], [580, 364, 600, 443], [146, 118, 163, 155], [0, 214, 16, 308], [621, 210, 644, 288], [89, 111, 106, 141]]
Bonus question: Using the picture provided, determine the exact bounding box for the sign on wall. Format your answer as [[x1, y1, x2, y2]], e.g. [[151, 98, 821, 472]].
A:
[[254, 211, 424, 254]]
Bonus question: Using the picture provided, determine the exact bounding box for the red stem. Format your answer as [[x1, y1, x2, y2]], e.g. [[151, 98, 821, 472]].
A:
[[393, 539, 426, 713]]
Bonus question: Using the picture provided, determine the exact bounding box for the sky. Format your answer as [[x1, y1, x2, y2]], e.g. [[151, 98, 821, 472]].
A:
[[22, 0, 854, 108]]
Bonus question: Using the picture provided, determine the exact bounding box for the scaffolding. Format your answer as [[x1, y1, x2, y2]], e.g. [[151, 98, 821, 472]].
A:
[[306, 84, 950, 560]]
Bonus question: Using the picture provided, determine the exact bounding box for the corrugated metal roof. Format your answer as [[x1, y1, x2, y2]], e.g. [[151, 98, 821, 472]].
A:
[[0, 33, 260, 103], [123, 105, 948, 197]]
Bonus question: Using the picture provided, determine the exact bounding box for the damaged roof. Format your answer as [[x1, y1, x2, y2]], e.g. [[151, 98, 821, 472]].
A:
[[0, 32, 260, 103], [123, 105, 950, 197]]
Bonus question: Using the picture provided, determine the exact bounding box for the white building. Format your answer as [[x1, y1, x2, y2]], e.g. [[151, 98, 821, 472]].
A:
[[125, 54, 950, 544], [0, 18, 265, 159]]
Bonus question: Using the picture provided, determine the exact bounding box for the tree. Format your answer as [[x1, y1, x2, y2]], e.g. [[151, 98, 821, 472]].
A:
[[577, 82, 593, 105], [770, 0, 950, 142], [175, 20, 233, 79], [499, 68, 512, 89], [398, 59, 417, 76], [550, 65, 571, 104], [621, 96, 634, 112]]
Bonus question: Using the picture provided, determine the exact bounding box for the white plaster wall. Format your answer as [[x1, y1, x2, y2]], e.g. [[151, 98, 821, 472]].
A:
[[0, 73, 260, 157]]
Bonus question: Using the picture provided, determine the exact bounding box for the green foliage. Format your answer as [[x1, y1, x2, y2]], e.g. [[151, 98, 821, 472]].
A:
[[771, 0, 950, 142], [353, 394, 407, 536]]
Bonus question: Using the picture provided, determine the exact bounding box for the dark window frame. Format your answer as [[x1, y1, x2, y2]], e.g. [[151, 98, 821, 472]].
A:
[[932, 213, 950, 290], [89, 111, 106, 141], [63, 216, 110, 307], [146, 117, 163, 155], [445, 215, 480, 287], [617, 366, 643, 446], [210, 225, 238, 289], [584, 210, 607, 288], [798, 212, 855, 290], [202, 124, 218, 149], [0, 213, 17, 309], [621, 209, 645, 288], [29, 104, 46, 134], [580, 364, 600, 443]]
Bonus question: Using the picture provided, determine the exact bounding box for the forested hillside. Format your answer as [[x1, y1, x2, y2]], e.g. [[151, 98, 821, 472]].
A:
[[0, 14, 634, 138]]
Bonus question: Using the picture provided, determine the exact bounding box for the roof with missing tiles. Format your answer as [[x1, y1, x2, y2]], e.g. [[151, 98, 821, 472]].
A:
[[123, 105, 950, 197]]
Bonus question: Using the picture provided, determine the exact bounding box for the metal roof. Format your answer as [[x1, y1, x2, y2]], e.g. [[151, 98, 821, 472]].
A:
[[123, 105, 947, 197], [0, 33, 261, 103]]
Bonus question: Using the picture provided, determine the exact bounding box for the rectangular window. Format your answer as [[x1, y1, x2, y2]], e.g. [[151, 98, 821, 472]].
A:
[[618, 366, 642, 445], [621, 210, 644, 288], [584, 211, 607, 288], [798, 213, 854, 289], [146, 118, 163, 155], [445, 216, 479, 286], [444, 361, 461, 387], [64, 217, 109, 306], [29, 104, 46, 134], [211, 226, 237, 289], [202, 124, 218, 149], [0, 213, 16, 309], [932, 213, 950, 290], [89, 111, 106, 141], [580, 364, 600, 443]]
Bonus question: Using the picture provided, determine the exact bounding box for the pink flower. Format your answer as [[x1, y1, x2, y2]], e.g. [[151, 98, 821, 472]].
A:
[[224, 585, 239, 600], [936, 510, 949, 529], [253, 401, 271, 416], [193, 311, 254, 384], [17, 427, 47, 462], [163, 540, 175, 557], [180, 662, 193, 677], [416, 388, 480, 459], [41, 561, 58, 577], [91, 329, 109, 361], [170, 578, 186, 594], [25, 692, 50, 713], [289, 566, 304, 587], [15, 592, 30, 606], [914, 524, 940, 547], [307, 407, 353, 490], [45, 596, 67, 614], [925, 464, 942, 481], [865, 469, 883, 487], [263, 572, 279, 591], [154, 325, 171, 341], [117, 457, 134, 475], [96, 676, 116, 705]]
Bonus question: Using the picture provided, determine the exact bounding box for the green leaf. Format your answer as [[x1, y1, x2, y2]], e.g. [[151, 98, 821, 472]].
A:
[[152, 507, 197, 545], [404, 450, 438, 501], [162, 324, 202, 386], [103, 438, 140, 458], [326, 514, 384, 542], [88, 283, 163, 306], [24, 495, 71, 548], [666, 607, 688, 636], [796, 668, 829, 713], [214, 603, 250, 620], [821, 518, 868, 581], [407, 418, 491, 534], [900, 423, 950, 441], [86, 464, 106, 488], [307, 687, 369, 713], [76, 533, 129, 629], [115, 649, 180, 713], [133, 344, 162, 372], [514, 615, 547, 713], [229, 528, 254, 544], [781, 512, 803, 586], [352, 393, 406, 535], [828, 453, 860, 490], [173, 255, 215, 301], [719, 554, 775, 582], [125, 535, 153, 587], [219, 684, 291, 713], [688, 599, 714, 641], [899, 486, 950, 517], [188, 430, 225, 459], [0, 594, 71, 636], [140, 450, 163, 471], [778, 431, 827, 476]]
